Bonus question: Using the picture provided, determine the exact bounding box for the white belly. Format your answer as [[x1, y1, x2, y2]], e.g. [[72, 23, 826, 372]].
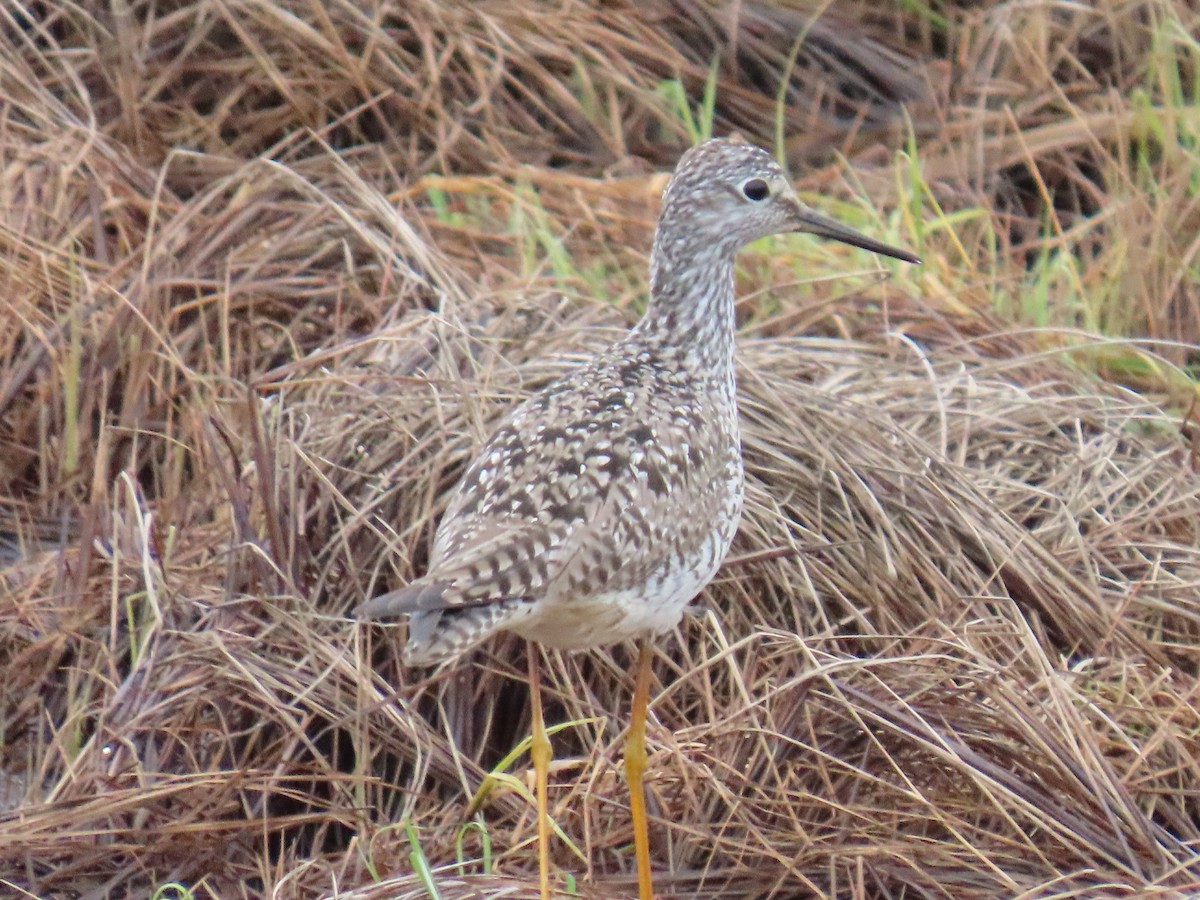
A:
[[513, 526, 736, 650]]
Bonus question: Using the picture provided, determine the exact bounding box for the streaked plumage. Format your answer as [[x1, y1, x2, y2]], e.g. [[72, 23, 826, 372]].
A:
[[359, 137, 919, 663], [359, 137, 918, 900]]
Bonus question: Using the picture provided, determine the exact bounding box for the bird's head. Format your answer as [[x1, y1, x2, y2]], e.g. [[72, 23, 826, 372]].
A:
[[657, 137, 919, 263]]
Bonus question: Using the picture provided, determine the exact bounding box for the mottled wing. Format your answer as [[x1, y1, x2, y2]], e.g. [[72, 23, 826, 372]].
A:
[[426, 365, 627, 602], [359, 341, 740, 664], [433, 345, 737, 608]]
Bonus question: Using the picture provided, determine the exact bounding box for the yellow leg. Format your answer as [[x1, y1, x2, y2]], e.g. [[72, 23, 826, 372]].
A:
[[528, 642, 552, 900], [626, 639, 655, 900]]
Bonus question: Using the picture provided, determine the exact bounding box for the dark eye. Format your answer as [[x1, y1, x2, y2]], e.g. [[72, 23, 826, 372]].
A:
[[741, 178, 770, 202]]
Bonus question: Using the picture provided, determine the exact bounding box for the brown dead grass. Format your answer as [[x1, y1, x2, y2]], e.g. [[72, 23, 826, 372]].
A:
[[2, 1, 1200, 898]]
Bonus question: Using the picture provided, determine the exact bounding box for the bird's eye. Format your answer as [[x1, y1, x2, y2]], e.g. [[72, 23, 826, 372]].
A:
[[741, 178, 770, 202]]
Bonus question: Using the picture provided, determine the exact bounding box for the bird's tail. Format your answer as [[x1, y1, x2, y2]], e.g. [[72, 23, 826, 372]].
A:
[[356, 583, 530, 665]]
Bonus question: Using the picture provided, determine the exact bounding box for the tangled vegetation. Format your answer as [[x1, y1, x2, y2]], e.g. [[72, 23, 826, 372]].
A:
[[2, 1, 1199, 897]]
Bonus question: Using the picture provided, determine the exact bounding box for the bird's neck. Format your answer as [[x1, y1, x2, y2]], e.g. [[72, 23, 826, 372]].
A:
[[635, 235, 737, 375]]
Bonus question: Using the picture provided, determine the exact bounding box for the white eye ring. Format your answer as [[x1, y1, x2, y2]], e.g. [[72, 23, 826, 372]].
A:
[[741, 178, 770, 202]]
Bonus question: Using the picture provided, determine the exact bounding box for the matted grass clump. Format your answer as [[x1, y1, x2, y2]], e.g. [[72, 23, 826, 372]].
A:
[[2, 1, 1199, 897]]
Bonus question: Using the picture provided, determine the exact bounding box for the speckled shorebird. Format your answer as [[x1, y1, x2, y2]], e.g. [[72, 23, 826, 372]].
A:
[[359, 137, 918, 899]]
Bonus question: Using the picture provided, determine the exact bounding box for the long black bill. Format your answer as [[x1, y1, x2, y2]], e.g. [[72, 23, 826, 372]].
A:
[[794, 205, 921, 264]]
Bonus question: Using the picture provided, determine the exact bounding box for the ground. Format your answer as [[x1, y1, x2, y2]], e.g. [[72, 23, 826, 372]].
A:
[[1, 2, 1199, 897]]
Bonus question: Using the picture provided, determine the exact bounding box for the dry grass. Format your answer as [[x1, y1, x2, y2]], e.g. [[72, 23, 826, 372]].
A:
[[2, 1, 1200, 897]]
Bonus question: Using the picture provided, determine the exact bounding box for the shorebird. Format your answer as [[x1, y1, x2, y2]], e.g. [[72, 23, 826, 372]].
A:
[[359, 137, 918, 899]]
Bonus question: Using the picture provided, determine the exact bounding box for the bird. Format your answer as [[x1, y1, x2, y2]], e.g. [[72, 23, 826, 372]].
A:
[[358, 136, 919, 899]]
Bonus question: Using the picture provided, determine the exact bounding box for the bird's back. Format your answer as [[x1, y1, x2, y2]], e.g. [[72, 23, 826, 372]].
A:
[[364, 330, 743, 663]]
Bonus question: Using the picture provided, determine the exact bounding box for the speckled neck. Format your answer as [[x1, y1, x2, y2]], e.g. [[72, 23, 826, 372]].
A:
[[634, 230, 737, 375]]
